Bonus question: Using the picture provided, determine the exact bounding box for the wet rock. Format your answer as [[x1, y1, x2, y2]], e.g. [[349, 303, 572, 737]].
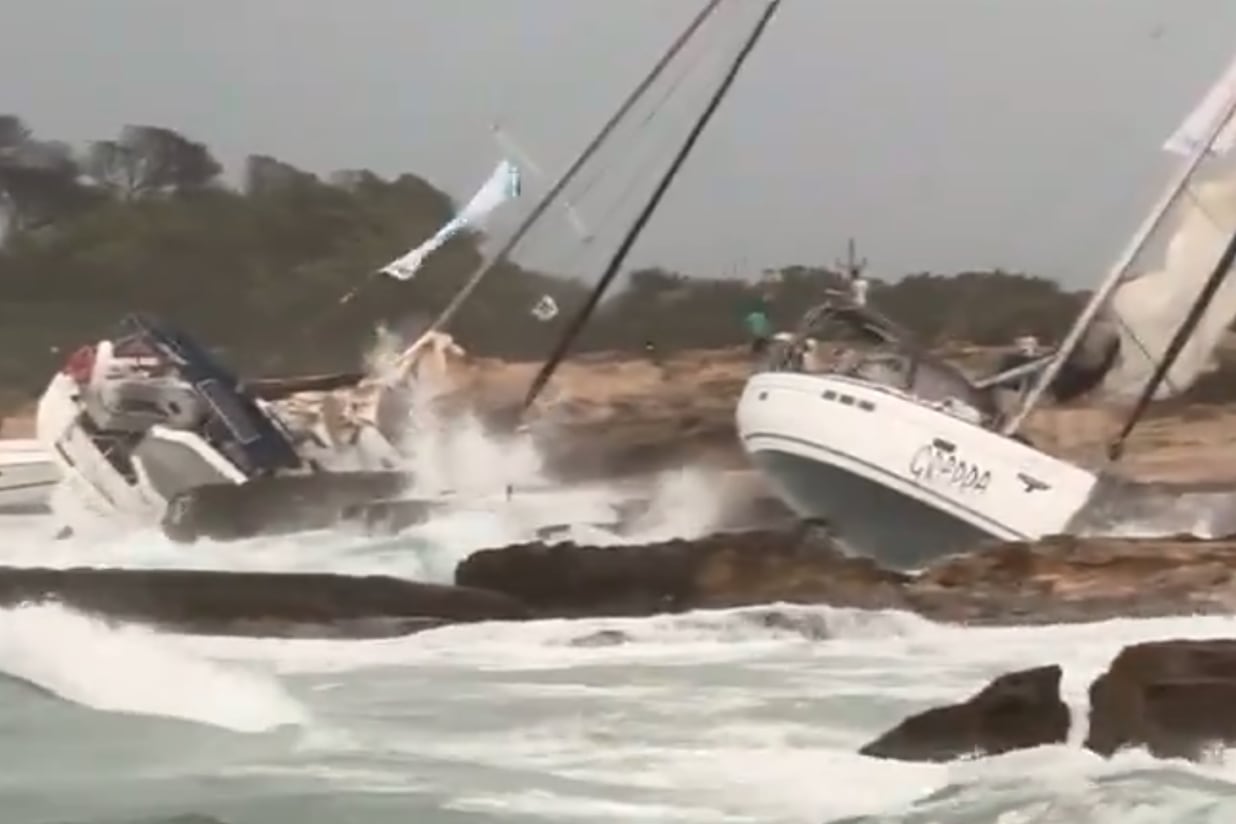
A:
[[0, 567, 530, 638], [568, 629, 633, 648], [859, 665, 1070, 762], [739, 607, 831, 640], [454, 527, 1236, 627], [454, 525, 910, 619], [1086, 639, 1236, 759], [904, 534, 1236, 625]]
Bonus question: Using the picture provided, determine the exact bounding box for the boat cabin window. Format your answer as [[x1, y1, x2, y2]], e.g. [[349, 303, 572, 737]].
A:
[[769, 299, 1001, 423]]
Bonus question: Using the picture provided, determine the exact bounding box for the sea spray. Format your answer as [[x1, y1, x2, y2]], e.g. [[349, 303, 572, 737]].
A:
[[0, 603, 307, 732]]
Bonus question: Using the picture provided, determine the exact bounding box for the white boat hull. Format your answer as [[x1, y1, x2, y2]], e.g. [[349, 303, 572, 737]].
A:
[[736, 372, 1099, 567], [0, 439, 59, 513]]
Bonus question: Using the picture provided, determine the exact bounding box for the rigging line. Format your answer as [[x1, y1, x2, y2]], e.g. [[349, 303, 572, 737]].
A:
[[426, 0, 729, 336], [567, 12, 733, 208], [1108, 225, 1236, 458], [520, 0, 784, 415], [536, 35, 734, 276]]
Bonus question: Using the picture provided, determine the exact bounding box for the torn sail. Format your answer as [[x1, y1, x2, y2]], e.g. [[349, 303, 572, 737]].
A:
[[380, 159, 522, 281], [1068, 53, 1236, 402]]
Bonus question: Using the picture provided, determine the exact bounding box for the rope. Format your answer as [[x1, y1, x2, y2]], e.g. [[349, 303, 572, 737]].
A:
[[531, 35, 731, 278]]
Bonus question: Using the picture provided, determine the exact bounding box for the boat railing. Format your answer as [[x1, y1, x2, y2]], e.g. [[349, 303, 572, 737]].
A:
[[757, 296, 1013, 425]]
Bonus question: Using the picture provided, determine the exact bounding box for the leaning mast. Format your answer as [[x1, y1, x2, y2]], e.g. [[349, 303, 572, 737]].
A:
[[425, 0, 730, 335], [520, 0, 785, 413]]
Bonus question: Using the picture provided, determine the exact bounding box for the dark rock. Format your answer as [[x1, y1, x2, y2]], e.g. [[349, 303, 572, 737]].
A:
[[451, 527, 1236, 628], [454, 527, 909, 619], [569, 629, 632, 647], [903, 535, 1236, 626], [1086, 639, 1236, 759], [455, 536, 704, 617], [0, 566, 530, 638], [740, 608, 831, 640], [859, 665, 1070, 762]]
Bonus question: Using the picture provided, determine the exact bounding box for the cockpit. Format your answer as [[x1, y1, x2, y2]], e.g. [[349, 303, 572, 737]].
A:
[[761, 294, 1003, 424]]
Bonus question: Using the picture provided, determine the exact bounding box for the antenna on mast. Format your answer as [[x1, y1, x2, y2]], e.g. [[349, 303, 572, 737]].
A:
[[835, 237, 868, 281], [834, 237, 870, 306]]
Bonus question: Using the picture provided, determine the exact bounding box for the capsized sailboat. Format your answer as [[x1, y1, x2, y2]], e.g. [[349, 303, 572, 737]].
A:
[[35, 314, 422, 537], [37, 0, 742, 543], [738, 48, 1236, 567], [38, 156, 531, 538]]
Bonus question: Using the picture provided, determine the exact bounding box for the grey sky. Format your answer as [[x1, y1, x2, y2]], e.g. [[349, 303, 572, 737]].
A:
[[3, 0, 1235, 288]]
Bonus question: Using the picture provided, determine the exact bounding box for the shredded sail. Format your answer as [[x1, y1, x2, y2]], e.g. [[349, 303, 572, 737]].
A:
[[380, 159, 522, 281], [1074, 56, 1236, 402], [1163, 54, 1236, 158]]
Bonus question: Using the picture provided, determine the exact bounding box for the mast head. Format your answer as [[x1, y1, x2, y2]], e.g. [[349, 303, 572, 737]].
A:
[[835, 237, 869, 282]]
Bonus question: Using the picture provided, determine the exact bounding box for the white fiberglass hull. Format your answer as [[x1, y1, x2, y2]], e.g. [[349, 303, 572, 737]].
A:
[[736, 372, 1099, 568], [0, 439, 59, 513], [35, 372, 248, 531], [35, 371, 412, 534]]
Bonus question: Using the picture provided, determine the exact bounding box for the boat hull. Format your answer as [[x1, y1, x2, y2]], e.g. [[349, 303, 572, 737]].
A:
[[736, 372, 1099, 568], [0, 440, 59, 513]]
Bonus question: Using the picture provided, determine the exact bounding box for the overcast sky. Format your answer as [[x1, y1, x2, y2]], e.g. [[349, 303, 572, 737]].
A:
[[3, 0, 1236, 287]]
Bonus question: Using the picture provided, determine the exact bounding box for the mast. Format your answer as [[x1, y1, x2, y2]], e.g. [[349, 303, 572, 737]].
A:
[[521, 0, 784, 413], [1000, 86, 1236, 436], [426, 0, 729, 335], [836, 237, 868, 281]]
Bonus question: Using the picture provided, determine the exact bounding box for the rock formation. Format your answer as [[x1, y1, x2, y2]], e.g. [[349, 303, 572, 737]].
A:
[[454, 524, 910, 619], [863, 640, 1236, 764], [859, 666, 1070, 762], [0, 566, 529, 638], [456, 527, 1236, 626], [1086, 639, 1236, 759]]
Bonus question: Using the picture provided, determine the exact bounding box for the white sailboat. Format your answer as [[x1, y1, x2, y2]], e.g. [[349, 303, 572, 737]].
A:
[[737, 49, 1236, 567], [33, 314, 433, 537]]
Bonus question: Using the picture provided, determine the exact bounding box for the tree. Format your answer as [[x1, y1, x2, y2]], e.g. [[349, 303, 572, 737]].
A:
[[0, 136, 93, 234], [83, 125, 221, 199], [0, 112, 1096, 407], [0, 114, 31, 150], [243, 154, 319, 197]]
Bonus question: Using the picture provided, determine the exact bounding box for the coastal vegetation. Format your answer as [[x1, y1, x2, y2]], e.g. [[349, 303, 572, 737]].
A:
[[0, 115, 1084, 407]]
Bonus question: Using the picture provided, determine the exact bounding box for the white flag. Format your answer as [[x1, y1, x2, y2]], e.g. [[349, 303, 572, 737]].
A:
[[1163, 53, 1236, 158], [380, 159, 522, 281]]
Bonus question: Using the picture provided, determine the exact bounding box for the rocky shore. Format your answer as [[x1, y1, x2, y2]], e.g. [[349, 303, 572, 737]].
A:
[[9, 525, 1236, 637], [456, 527, 1236, 625], [861, 639, 1236, 763], [3, 524, 1236, 761]]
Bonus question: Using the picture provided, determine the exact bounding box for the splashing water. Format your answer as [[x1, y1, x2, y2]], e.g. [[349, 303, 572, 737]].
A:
[[0, 598, 1233, 822], [7, 372, 1236, 821], [0, 604, 306, 733]]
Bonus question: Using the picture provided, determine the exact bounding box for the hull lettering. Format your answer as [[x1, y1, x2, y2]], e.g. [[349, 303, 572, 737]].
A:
[[908, 442, 990, 494]]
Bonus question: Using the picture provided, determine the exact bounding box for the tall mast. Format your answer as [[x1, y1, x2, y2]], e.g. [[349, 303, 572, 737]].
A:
[[836, 237, 867, 281], [1000, 87, 1236, 436], [426, 0, 729, 335], [520, 0, 784, 413]]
